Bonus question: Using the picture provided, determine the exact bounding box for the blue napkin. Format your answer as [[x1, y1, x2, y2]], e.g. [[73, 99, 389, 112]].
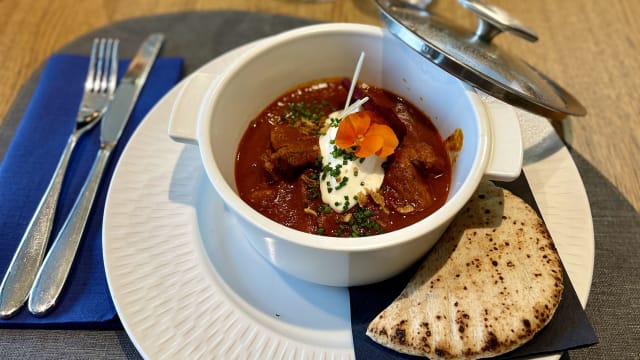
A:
[[0, 54, 183, 328], [349, 175, 598, 359]]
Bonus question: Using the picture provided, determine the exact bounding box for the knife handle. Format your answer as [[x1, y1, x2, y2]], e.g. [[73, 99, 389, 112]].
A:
[[0, 136, 78, 319], [27, 146, 111, 316]]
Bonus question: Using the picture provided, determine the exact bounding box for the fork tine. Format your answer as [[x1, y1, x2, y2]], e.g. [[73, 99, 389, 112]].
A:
[[94, 39, 106, 92], [84, 39, 99, 92], [100, 39, 113, 92], [108, 39, 119, 96]]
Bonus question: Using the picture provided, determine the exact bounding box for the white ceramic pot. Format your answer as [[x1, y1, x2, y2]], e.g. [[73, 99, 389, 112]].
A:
[[168, 23, 522, 286]]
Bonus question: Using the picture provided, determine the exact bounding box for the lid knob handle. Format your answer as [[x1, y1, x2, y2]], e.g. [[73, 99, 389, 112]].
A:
[[459, 0, 538, 43]]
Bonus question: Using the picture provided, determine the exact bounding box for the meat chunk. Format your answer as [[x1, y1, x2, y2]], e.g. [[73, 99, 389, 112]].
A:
[[383, 143, 445, 212], [403, 143, 445, 175], [263, 125, 320, 180]]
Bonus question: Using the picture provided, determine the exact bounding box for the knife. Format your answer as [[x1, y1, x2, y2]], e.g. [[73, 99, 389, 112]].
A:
[[27, 33, 164, 316]]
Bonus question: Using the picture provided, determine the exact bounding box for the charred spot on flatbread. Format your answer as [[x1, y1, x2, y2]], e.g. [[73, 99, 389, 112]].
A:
[[366, 181, 564, 359]]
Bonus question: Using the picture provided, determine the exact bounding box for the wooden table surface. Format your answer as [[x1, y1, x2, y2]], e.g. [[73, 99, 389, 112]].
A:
[[1, 0, 638, 212]]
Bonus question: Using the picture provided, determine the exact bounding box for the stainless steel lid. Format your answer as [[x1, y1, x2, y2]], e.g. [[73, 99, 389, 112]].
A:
[[375, 0, 586, 118]]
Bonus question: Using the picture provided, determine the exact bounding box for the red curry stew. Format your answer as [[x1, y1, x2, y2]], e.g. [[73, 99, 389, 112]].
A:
[[234, 78, 451, 237]]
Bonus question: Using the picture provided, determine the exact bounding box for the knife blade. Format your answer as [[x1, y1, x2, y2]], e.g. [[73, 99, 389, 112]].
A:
[[101, 33, 163, 146], [27, 33, 164, 316]]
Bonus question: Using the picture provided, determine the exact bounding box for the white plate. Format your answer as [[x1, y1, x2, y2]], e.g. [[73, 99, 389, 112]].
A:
[[103, 40, 594, 360]]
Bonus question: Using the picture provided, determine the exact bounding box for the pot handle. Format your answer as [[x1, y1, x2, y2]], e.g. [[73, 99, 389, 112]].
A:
[[483, 100, 523, 181], [168, 72, 221, 145]]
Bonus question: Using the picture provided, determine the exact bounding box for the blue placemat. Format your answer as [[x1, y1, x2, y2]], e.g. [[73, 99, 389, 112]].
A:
[[0, 53, 183, 328]]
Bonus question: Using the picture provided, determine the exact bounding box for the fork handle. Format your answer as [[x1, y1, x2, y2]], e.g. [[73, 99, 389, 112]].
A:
[[0, 135, 78, 318], [27, 146, 112, 316]]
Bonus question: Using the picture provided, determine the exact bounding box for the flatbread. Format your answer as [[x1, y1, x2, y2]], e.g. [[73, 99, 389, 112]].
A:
[[366, 181, 564, 359]]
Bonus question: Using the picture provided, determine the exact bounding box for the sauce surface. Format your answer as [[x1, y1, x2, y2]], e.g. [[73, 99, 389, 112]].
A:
[[235, 78, 451, 237]]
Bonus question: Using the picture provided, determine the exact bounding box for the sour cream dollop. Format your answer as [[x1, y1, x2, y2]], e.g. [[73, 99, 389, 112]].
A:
[[318, 103, 387, 213]]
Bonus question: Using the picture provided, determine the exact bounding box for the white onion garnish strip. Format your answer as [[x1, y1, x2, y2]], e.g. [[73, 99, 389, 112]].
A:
[[340, 96, 369, 119], [343, 51, 365, 113]]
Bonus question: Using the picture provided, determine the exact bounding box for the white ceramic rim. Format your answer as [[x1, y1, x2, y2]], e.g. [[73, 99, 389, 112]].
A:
[[198, 23, 492, 252]]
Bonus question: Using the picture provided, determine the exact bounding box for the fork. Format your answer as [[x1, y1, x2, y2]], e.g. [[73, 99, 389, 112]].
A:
[[0, 38, 119, 319]]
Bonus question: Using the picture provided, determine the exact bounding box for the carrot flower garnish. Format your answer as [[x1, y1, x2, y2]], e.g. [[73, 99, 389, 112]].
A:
[[335, 110, 399, 158]]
